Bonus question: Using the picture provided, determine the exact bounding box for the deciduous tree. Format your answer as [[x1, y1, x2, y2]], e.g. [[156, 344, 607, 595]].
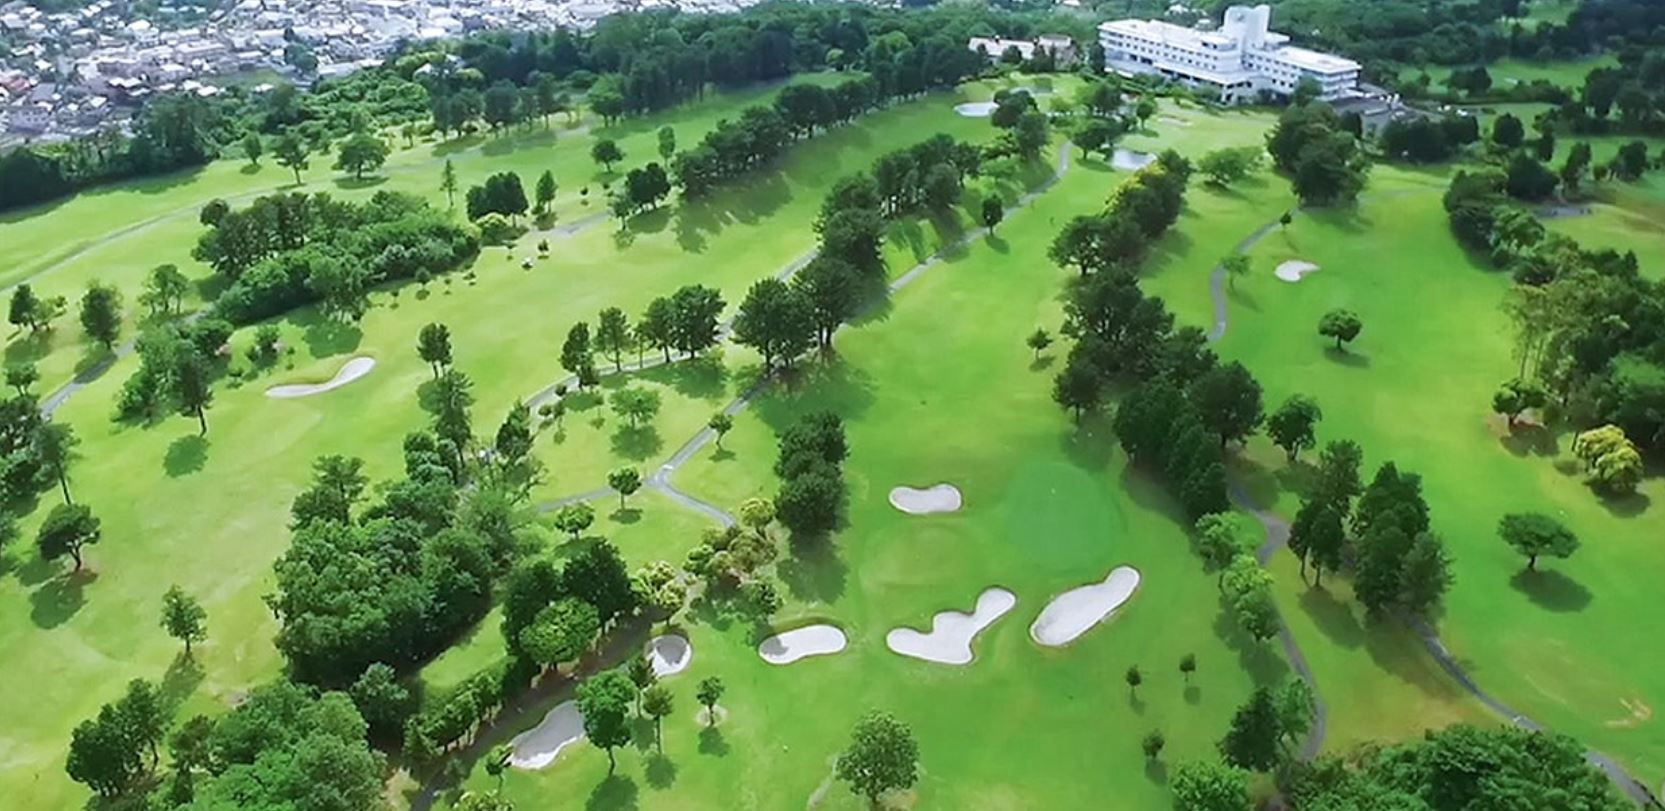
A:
[[836, 710, 919, 808]]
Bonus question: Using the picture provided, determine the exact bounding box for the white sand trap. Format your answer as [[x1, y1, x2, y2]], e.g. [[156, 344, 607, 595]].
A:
[[266, 356, 377, 398], [507, 700, 585, 769], [1111, 149, 1156, 171], [954, 101, 996, 117], [885, 587, 1017, 665], [758, 624, 847, 665], [645, 634, 691, 677], [889, 483, 963, 515], [1030, 567, 1141, 647], [1275, 260, 1320, 283]]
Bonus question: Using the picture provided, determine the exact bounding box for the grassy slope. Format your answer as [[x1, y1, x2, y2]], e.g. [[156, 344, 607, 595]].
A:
[[445, 138, 1286, 811], [0, 83, 994, 811]]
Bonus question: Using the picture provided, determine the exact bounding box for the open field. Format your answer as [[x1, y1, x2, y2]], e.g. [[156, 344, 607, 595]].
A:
[[1405, 54, 1617, 93]]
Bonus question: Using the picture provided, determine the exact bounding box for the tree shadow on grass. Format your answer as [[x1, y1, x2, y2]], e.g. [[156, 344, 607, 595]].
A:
[[31, 569, 93, 629], [14, 547, 56, 587], [1498, 422, 1560, 457], [1144, 758, 1169, 786], [164, 434, 209, 477], [1297, 584, 1366, 649], [291, 311, 363, 358], [1184, 685, 1201, 705], [644, 753, 677, 789], [611, 425, 663, 461], [160, 652, 205, 715], [697, 726, 729, 757], [1059, 413, 1118, 473], [610, 507, 642, 525], [1027, 355, 1055, 372], [641, 354, 728, 400], [586, 774, 639, 811], [1510, 568, 1592, 612], [779, 536, 848, 604], [4, 331, 50, 366], [1323, 346, 1370, 368], [1211, 594, 1291, 687], [1596, 489, 1651, 519]]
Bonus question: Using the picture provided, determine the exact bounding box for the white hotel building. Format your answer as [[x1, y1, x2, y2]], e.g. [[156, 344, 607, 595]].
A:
[[1098, 4, 1360, 105]]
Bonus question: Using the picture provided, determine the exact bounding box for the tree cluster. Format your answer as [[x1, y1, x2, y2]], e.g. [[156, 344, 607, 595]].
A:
[[773, 411, 849, 537], [1265, 102, 1370, 206]]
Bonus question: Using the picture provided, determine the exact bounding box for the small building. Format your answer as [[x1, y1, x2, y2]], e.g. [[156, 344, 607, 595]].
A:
[[968, 34, 1077, 67], [1098, 4, 1360, 105]]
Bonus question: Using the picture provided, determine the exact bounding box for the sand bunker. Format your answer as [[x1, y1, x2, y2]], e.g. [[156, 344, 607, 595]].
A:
[[758, 624, 847, 665], [266, 356, 377, 398], [1111, 149, 1156, 171], [889, 483, 962, 515], [954, 101, 997, 117], [1274, 260, 1320, 283], [885, 587, 1017, 665], [1030, 567, 1141, 647], [508, 700, 585, 769], [645, 634, 691, 677]]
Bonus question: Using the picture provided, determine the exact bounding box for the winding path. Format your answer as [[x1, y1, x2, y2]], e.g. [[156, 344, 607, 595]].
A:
[[1206, 213, 1660, 807]]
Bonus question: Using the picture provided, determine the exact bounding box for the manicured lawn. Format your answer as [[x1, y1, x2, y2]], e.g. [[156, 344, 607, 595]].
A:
[[443, 152, 1285, 811], [1406, 54, 1617, 92], [0, 84, 998, 811], [1170, 168, 1665, 785]]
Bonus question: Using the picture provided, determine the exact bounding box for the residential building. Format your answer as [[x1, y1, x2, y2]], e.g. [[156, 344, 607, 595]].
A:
[[1098, 4, 1359, 104]]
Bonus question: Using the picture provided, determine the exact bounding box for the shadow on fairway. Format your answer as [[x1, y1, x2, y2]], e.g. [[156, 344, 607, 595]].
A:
[[1211, 593, 1292, 687], [30, 569, 93, 629], [1596, 489, 1651, 519], [1322, 346, 1370, 368], [1497, 422, 1560, 457], [1298, 584, 1366, 649], [779, 536, 848, 603], [160, 652, 205, 714], [165, 434, 209, 477], [697, 726, 729, 757], [1144, 758, 1169, 785], [4, 332, 49, 367], [293, 310, 363, 357], [611, 425, 663, 461], [1510, 568, 1593, 612], [586, 774, 639, 811], [644, 753, 677, 788]]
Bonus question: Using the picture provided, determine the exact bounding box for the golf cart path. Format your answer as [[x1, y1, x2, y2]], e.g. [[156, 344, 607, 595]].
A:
[[529, 143, 1072, 525], [1208, 209, 1658, 807]]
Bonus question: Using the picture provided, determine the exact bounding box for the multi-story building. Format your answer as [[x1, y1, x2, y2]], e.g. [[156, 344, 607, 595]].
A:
[[1098, 4, 1359, 104]]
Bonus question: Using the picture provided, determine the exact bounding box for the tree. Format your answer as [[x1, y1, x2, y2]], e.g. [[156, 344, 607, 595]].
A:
[[1189, 362, 1263, 447], [1494, 511, 1578, 573], [733, 277, 814, 371], [1275, 679, 1315, 748], [1289, 498, 1347, 585], [1492, 377, 1547, 426], [696, 676, 725, 725], [1505, 153, 1558, 201], [66, 703, 144, 796], [1492, 113, 1525, 148], [273, 132, 310, 184], [534, 169, 557, 214], [608, 467, 642, 510], [520, 597, 600, 669], [1267, 395, 1322, 461], [1053, 359, 1104, 420], [1220, 253, 1251, 289], [657, 126, 677, 161], [1218, 686, 1282, 771], [1180, 653, 1197, 682], [1170, 761, 1249, 811], [668, 284, 725, 357], [160, 584, 207, 655], [642, 684, 674, 752], [1399, 531, 1453, 618], [776, 464, 845, 536], [241, 132, 263, 166], [1318, 309, 1362, 351], [553, 502, 595, 541], [350, 663, 415, 741], [575, 669, 634, 773], [793, 256, 860, 348], [1198, 146, 1262, 187], [418, 322, 452, 378], [79, 282, 123, 350], [334, 131, 389, 180], [836, 710, 919, 809], [38, 502, 101, 571], [709, 412, 734, 448], [1142, 730, 1166, 760], [138, 263, 189, 317], [591, 139, 624, 172], [1291, 76, 1322, 107], [637, 297, 676, 362], [34, 420, 80, 504], [483, 746, 510, 795], [610, 386, 661, 428], [441, 159, 458, 208], [6, 362, 38, 396], [1572, 425, 1643, 495], [560, 321, 591, 376], [595, 307, 630, 371], [1026, 327, 1052, 360], [175, 349, 213, 436], [981, 195, 1004, 233], [1125, 665, 1143, 696]]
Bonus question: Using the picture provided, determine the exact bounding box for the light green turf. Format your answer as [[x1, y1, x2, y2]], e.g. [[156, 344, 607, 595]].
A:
[[1154, 167, 1665, 784], [440, 145, 1286, 811], [0, 84, 1006, 811], [1406, 55, 1617, 93]]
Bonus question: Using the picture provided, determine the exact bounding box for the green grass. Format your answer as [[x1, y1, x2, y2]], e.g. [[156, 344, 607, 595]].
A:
[[1149, 166, 1665, 784], [0, 83, 1008, 810], [442, 146, 1285, 811], [1405, 55, 1617, 93]]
